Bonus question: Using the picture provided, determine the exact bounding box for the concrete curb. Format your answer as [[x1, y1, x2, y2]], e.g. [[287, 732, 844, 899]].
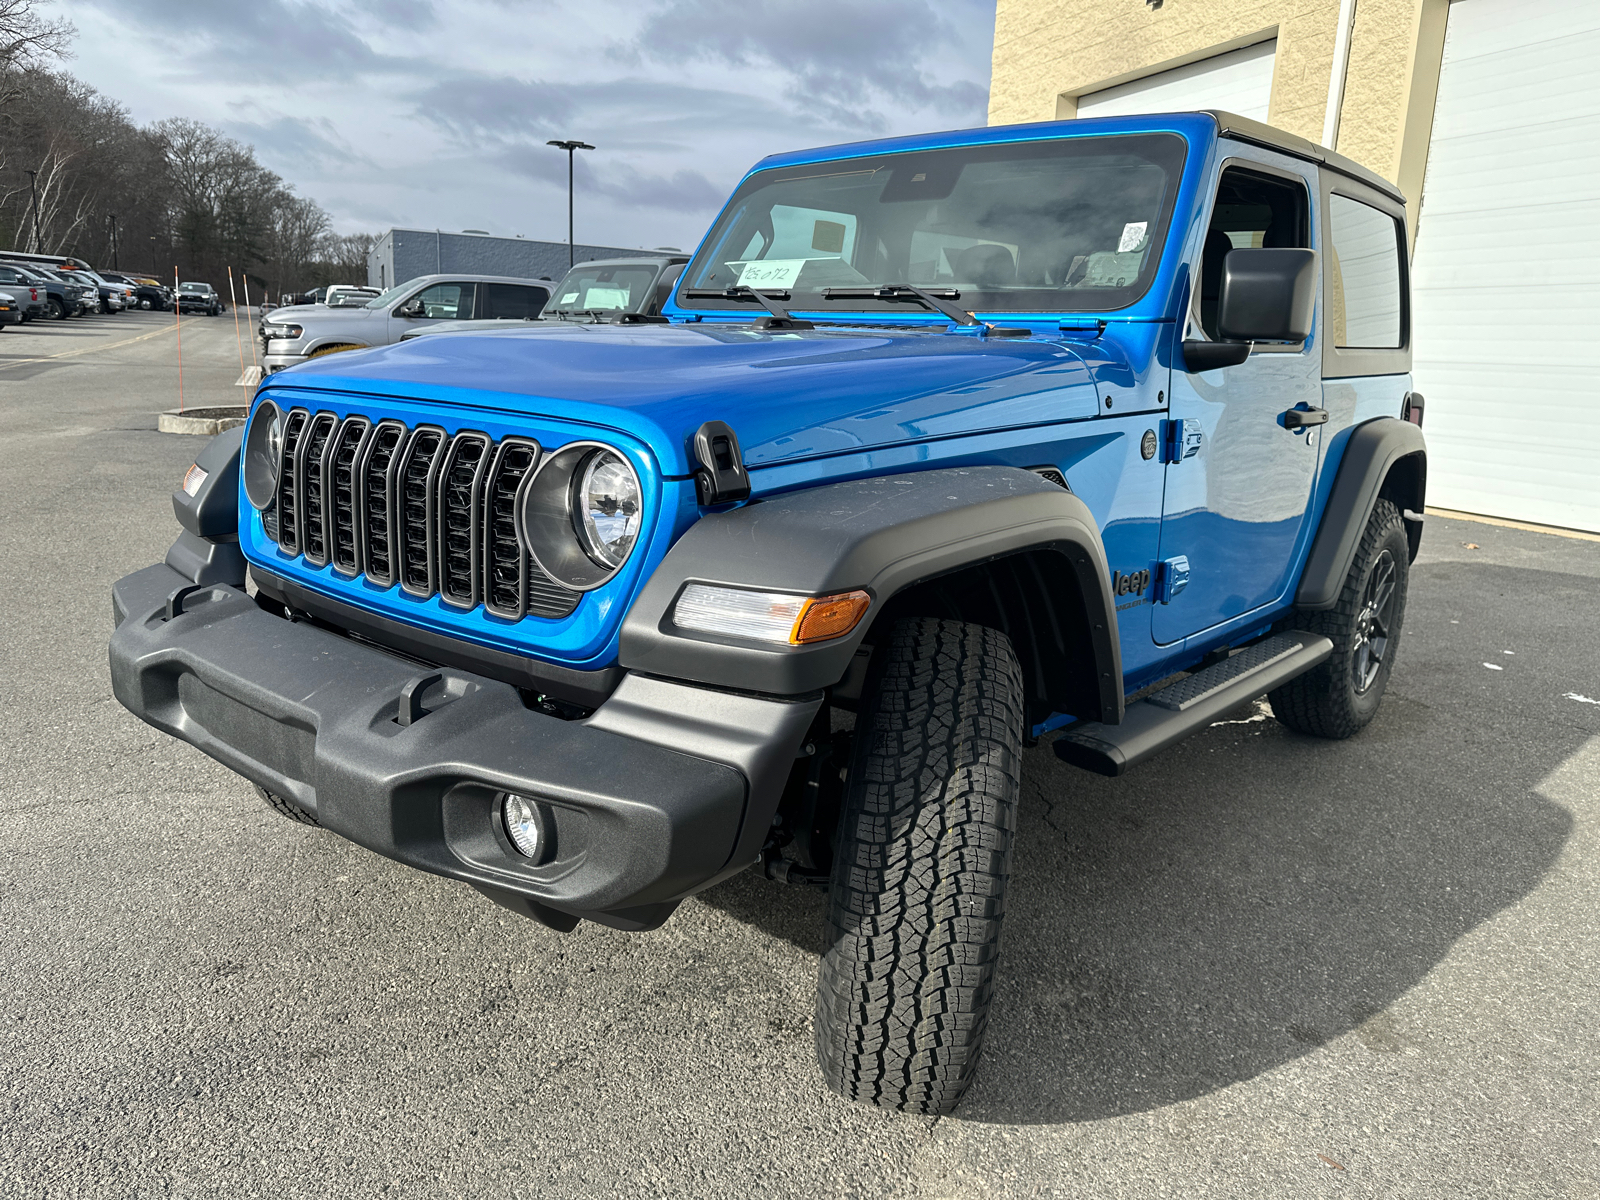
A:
[[159, 406, 248, 436]]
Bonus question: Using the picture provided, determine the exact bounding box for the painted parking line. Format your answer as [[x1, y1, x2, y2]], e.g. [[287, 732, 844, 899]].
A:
[[0, 321, 179, 373]]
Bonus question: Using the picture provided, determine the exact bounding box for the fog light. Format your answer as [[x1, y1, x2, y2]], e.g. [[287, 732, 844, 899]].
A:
[[501, 793, 550, 861]]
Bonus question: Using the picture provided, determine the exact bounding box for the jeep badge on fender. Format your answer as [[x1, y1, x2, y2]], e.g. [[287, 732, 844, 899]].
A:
[[110, 110, 1424, 1118]]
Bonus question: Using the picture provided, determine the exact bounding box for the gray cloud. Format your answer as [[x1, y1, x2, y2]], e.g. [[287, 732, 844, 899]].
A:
[[222, 115, 375, 173], [69, 0, 417, 83], [621, 0, 992, 129]]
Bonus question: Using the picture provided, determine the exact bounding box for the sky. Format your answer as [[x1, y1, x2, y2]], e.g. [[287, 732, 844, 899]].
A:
[[60, 0, 997, 252]]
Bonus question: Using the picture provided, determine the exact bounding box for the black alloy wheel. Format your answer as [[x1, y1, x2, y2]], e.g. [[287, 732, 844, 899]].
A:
[[1351, 548, 1397, 694]]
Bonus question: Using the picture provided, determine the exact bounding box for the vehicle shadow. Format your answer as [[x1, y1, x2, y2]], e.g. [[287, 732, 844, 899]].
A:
[[696, 686, 1577, 1125]]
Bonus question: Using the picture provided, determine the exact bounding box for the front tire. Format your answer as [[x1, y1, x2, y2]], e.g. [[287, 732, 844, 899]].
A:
[[815, 618, 1024, 1115], [1270, 498, 1410, 738]]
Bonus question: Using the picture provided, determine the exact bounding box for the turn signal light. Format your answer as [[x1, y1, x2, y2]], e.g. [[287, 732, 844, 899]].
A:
[[793, 591, 872, 644], [673, 584, 871, 645], [182, 464, 208, 496]]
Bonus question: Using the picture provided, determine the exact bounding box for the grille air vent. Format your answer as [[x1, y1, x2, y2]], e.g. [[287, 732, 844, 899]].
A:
[[438, 432, 490, 609], [328, 416, 372, 574], [397, 427, 448, 598], [274, 409, 310, 555], [298, 413, 339, 567], [358, 420, 406, 587]]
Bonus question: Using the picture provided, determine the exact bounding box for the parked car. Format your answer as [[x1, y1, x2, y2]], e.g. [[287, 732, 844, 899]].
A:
[[324, 285, 381, 308], [111, 110, 1425, 1117], [397, 256, 685, 341], [256, 273, 553, 371], [0, 265, 49, 320], [100, 272, 169, 311], [0, 291, 21, 327], [0, 263, 76, 320], [33, 266, 97, 315], [77, 270, 128, 313], [176, 282, 223, 315]]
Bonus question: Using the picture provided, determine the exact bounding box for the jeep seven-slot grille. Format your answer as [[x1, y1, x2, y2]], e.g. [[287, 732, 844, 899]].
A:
[[265, 409, 580, 621]]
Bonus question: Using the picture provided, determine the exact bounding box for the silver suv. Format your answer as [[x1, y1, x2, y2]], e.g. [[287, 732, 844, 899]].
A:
[[258, 274, 552, 372]]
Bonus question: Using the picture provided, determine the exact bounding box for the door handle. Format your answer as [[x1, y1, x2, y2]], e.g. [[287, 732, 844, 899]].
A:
[[1282, 405, 1329, 428]]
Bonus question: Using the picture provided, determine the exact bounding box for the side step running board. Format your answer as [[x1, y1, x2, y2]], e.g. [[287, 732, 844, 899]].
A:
[[1053, 632, 1334, 777]]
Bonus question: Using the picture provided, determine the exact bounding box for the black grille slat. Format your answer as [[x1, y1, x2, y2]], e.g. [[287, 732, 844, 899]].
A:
[[397, 427, 448, 598], [438, 433, 491, 609], [357, 421, 406, 587], [275, 409, 310, 555], [299, 414, 339, 567], [328, 416, 372, 575], [263, 415, 581, 622], [483, 437, 540, 618]]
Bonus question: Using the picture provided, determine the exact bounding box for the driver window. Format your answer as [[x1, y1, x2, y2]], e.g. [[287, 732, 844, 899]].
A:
[[412, 283, 476, 319], [1198, 167, 1310, 339]]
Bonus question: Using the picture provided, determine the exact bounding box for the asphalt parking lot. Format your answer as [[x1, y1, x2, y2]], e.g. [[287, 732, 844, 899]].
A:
[[2, 312, 1597, 1199]]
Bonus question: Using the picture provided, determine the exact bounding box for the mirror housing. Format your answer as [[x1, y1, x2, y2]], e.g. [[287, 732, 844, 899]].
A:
[[396, 298, 425, 318], [1217, 247, 1317, 343]]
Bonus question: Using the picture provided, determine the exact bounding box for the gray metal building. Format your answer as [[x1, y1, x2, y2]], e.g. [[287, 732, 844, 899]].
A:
[[366, 230, 672, 290]]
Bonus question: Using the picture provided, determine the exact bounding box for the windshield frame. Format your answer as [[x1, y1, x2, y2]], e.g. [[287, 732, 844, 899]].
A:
[[674, 131, 1188, 318], [364, 279, 421, 310]]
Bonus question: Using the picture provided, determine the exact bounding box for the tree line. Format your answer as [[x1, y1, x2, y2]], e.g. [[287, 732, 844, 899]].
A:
[[0, 0, 374, 296]]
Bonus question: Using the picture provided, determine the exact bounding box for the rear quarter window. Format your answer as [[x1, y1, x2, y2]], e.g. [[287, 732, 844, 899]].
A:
[[1328, 194, 1404, 348]]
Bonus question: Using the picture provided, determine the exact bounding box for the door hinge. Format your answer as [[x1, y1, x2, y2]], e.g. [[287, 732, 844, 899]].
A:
[[1155, 555, 1191, 604], [1160, 418, 1203, 464]]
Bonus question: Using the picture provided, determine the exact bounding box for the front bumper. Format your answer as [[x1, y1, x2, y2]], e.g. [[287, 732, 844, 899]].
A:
[[109, 562, 816, 929], [261, 346, 308, 372]]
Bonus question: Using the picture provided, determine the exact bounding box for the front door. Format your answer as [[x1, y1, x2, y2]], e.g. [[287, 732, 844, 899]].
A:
[[1153, 155, 1324, 645]]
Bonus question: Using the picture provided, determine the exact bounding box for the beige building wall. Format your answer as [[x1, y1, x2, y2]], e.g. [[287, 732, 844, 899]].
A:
[[989, 0, 1450, 242]]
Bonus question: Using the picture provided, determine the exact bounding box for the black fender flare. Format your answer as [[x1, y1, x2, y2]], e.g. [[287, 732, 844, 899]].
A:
[[1296, 417, 1426, 610], [619, 466, 1125, 723], [166, 425, 246, 587]]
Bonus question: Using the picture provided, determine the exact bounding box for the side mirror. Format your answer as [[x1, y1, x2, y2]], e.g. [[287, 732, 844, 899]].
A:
[[1217, 248, 1317, 343], [396, 298, 424, 318]]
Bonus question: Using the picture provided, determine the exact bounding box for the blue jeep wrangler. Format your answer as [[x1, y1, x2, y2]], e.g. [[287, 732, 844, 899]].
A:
[[110, 110, 1426, 1115]]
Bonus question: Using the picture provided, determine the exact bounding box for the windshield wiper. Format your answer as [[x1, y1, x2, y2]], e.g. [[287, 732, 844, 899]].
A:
[[680, 286, 813, 330], [819, 285, 980, 327]]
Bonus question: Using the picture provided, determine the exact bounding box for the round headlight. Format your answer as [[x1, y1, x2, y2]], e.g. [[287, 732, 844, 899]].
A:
[[242, 399, 284, 511], [516, 442, 645, 591], [573, 450, 641, 569]]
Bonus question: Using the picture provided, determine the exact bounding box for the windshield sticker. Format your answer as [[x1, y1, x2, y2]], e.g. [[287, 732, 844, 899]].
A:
[[583, 287, 630, 309], [1081, 250, 1145, 288], [1118, 222, 1149, 253], [560, 292, 579, 304], [737, 259, 807, 290], [811, 221, 847, 254]]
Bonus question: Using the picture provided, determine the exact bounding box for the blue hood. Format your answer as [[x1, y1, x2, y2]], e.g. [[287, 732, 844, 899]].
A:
[[267, 322, 1105, 475]]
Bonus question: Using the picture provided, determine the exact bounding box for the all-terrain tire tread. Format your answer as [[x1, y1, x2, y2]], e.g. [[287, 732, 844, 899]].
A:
[[254, 784, 320, 826], [815, 618, 1024, 1116], [1269, 498, 1408, 739]]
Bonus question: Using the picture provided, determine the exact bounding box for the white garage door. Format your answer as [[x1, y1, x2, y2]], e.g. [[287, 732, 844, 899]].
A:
[[1076, 41, 1276, 121], [1411, 0, 1600, 531]]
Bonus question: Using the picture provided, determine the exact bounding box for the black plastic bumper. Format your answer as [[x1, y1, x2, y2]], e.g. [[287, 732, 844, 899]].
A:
[[109, 562, 819, 930]]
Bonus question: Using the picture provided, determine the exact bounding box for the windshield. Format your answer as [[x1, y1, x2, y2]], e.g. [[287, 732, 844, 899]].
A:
[[681, 133, 1186, 315], [547, 264, 659, 314], [180, 283, 207, 292], [364, 279, 421, 310]]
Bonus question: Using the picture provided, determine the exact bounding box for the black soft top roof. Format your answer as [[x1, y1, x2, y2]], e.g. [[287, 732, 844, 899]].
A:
[[1202, 110, 1404, 203]]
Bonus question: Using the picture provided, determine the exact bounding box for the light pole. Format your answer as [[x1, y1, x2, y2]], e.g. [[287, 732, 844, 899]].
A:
[[25, 170, 43, 252], [545, 139, 594, 270]]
